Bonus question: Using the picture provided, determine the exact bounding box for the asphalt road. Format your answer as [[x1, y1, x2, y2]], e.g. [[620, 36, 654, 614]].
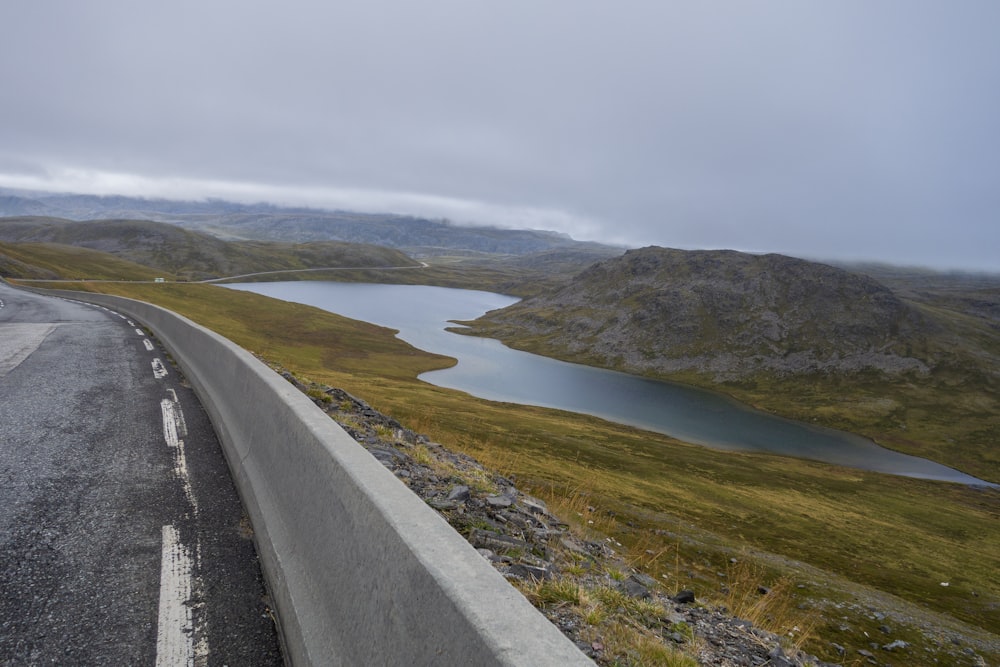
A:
[[0, 282, 283, 665]]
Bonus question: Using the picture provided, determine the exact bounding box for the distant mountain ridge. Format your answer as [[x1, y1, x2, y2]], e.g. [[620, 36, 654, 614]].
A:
[[0, 189, 620, 258], [467, 246, 937, 381], [0, 216, 418, 281]]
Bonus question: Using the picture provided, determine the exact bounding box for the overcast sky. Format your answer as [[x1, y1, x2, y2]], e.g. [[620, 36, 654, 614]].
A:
[[1, 2, 998, 271]]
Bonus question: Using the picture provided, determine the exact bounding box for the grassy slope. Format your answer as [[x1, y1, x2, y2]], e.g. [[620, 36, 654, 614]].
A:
[[0, 241, 173, 281], [29, 280, 999, 665], [461, 255, 1000, 485]]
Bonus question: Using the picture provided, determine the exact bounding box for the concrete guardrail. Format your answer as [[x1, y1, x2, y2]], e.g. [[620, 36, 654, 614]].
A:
[[34, 288, 592, 666]]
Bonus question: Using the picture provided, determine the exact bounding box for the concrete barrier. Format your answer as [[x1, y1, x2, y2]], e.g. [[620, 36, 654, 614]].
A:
[[36, 288, 592, 666]]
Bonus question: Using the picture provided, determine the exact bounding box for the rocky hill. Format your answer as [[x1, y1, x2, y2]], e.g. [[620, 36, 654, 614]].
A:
[[468, 246, 936, 381], [0, 216, 418, 281]]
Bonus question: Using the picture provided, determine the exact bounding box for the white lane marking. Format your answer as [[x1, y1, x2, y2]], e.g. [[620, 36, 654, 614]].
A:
[[0, 323, 59, 377], [161, 398, 182, 449], [127, 319, 135, 326], [152, 358, 168, 379], [166, 388, 183, 415], [143, 339, 155, 351], [156, 524, 195, 667], [160, 395, 196, 512], [135, 328, 144, 336]]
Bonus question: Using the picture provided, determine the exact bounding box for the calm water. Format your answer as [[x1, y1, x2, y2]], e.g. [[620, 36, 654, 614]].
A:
[[227, 281, 994, 486]]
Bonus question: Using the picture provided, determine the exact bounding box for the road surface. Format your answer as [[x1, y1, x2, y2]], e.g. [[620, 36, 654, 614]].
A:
[[0, 281, 282, 665]]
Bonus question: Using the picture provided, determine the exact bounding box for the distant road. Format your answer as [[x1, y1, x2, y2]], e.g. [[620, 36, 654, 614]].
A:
[[10, 261, 430, 286], [0, 281, 282, 665], [199, 261, 430, 283]]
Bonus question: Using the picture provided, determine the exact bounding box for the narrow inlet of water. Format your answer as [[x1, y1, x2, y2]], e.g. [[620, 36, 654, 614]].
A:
[[226, 281, 995, 487]]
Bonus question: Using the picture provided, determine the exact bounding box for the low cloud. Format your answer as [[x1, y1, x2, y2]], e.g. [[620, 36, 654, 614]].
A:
[[1, 2, 998, 271]]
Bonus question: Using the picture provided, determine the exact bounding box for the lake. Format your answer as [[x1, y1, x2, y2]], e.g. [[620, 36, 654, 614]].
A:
[[226, 281, 994, 486]]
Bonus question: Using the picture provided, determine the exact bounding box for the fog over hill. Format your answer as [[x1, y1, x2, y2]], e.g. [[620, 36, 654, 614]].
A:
[[0, 189, 621, 258], [0, 216, 418, 281]]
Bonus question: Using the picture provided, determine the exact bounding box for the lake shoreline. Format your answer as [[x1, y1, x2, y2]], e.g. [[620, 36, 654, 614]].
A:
[[226, 281, 995, 487]]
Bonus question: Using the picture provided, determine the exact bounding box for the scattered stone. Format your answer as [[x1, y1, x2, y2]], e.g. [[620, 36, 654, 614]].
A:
[[672, 589, 696, 604], [280, 370, 923, 667], [519, 495, 549, 516], [768, 646, 795, 667], [630, 572, 657, 589], [486, 495, 513, 508], [882, 639, 910, 651], [468, 528, 530, 554], [618, 577, 650, 599], [508, 563, 552, 582]]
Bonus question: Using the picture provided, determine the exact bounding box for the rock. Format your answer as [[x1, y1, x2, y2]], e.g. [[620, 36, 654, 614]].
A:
[[446, 485, 470, 502], [672, 589, 696, 604], [468, 528, 530, 554], [618, 578, 650, 599], [559, 537, 588, 554], [369, 447, 402, 465], [767, 646, 794, 667], [427, 499, 458, 511], [882, 640, 910, 651], [508, 563, 552, 581], [519, 495, 549, 515], [630, 572, 658, 588], [486, 495, 513, 508], [878, 624, 891, 634]]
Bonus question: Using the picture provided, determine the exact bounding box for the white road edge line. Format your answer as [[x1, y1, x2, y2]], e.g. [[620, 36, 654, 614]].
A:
[[152, 358, 168, 379], [156, 524, 195, 667], [161, 395, 196, 513]]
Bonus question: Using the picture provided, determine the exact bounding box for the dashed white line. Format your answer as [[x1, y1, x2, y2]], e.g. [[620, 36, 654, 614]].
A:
[[152, 358, 168, 379], [156, 524, 196, 667], [160, 398, 182, 450], [135, 328, 145, 336], [143, 339, 155, 351], [161, 392, 196, 512]]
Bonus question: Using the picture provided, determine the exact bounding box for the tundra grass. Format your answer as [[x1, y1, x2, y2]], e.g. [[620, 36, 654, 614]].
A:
[[33, 280, 1000, 664], [462, 305, 1000, 485], [1, 241, 173, 281]]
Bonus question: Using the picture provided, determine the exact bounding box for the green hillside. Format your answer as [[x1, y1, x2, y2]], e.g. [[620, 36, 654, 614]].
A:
[[0, 241, 172, 281], [465, 247, 1000, 481]]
